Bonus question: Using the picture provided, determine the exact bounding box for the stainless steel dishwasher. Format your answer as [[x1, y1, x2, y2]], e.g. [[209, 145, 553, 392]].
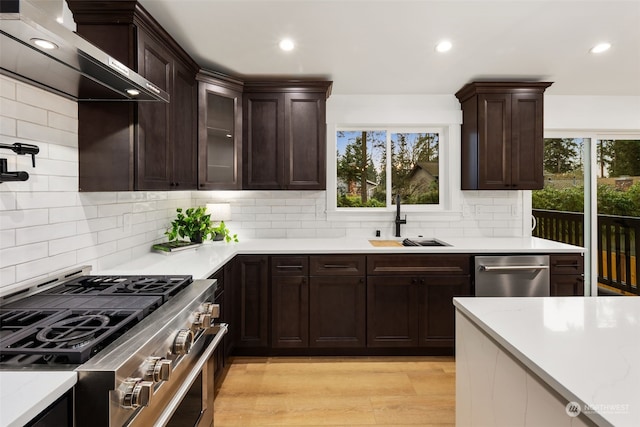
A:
[[474, 255, 550, 297]]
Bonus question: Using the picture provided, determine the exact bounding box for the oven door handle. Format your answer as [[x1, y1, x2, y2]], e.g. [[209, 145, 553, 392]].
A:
[[154, 323, 228, 427]]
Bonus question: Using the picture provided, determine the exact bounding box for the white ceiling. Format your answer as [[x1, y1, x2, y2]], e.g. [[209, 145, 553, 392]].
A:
[[137, 0, 640, 96]]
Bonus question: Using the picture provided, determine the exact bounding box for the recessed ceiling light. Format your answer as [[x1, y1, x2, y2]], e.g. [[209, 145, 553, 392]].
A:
[[590, 42, 611, 53], [279, 38, 295, 52], [56, 16, 64, 24], [31, 38, 58, 50], [126, 89, 140, 96], [435, 40, 452, 53]]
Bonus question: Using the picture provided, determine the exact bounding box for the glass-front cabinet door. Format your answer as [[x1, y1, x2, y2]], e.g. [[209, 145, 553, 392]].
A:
[[197, 73, 242, 189]]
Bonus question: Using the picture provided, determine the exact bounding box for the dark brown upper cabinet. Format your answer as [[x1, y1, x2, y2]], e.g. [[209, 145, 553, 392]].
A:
[[455, 82, 552, 190], [197, 71, 243, 190], [68, 1, 199, 191], [243, 81, 332, 190]]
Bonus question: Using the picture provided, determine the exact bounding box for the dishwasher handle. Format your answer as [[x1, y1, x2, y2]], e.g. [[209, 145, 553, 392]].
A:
[[479, 265, 550, 272]]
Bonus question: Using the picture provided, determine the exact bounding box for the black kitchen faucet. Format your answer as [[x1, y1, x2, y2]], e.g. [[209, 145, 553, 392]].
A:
[[395, 194, 407, 237]]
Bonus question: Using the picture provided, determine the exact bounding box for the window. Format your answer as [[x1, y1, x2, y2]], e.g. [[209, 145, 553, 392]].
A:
[[336, 128, 441, 209]]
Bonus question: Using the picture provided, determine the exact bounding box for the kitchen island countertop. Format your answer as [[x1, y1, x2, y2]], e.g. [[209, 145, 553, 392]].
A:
[[454, 296, 640, 427]]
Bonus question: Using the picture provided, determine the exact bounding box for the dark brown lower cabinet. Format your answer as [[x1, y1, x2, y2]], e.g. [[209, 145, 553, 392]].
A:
[[233, 255, 269, 348], [419, 276, 472, 347], [367, 276, 419, 347], [551, 275, 585, 296], [271, 275, 309, 348], [309, 276, 366, 348], [550, 254, 585, 296]]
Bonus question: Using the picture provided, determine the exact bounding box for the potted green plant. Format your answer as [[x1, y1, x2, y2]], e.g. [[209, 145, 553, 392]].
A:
[[166, 207, 212, 243], [211, 220, 238, 243], [165, 207, 238, 244]]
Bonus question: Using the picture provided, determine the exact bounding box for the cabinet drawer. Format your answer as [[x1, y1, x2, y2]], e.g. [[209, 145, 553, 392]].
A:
[[367, 255, 470, 276], [550, 254, 584, 275], [271, 256, 309, 276], [310, 255, 366, 276]]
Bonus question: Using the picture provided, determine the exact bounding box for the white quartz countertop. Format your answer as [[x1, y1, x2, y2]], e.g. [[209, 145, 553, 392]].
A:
[[98, 236, 583, 279], [0, 371, 77, 427], [453, 296, 640, 427]]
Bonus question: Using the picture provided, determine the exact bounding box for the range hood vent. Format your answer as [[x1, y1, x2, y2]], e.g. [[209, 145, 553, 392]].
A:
[[0, 0, 169, 102]]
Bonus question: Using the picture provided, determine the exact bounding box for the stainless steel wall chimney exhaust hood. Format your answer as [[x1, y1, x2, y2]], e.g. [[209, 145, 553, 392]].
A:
[[0, 0, 169, 102]]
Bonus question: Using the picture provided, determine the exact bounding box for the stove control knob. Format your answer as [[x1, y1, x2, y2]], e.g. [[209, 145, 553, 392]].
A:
[[173, 329, 194, 355], [192, 312, 212, 330], [144, 357, 172, 383], [203, 302, 220, 318], [121, 378, 153, 409]]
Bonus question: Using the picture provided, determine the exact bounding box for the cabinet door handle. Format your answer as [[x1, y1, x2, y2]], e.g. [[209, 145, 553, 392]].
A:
[[553, 264, 579, 268]]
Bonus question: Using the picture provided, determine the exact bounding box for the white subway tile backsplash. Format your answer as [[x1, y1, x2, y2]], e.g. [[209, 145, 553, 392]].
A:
[[0, 208, 48, 229], [0, 267, 16, 288], [0, 171, 49, 193], [16, 83, 76, 118], [48, 176, 78, 192], [15, 252, 77, 283], [47, 111, 77, 132], [0, 97, 47, 125], [49, 233, 98, 256], [0, 229, 15, 249], [255, 228, 286, 238], [97, 249, 134, 271], [272, 221, 300, 229], [116, 233, 148, 251], [98, 203, 133, 217], [49, 205, 97, 223], [76, 217, 118, 234], [17, 121, 77, 147], [16, 222, 77, 245], [97, 227, 132, 244], [48, 144, 78, 162], [0, 193, 16, 210], [273, 205, 300, 214], [76, 241, 117, 264], [16, 192, 78, 209], [0, 242, 48, 268], [79, 193, 118, 205], [0, 115, 17, 136], [286, 229, 317, 238], [132, 201, 157, 213], [0, 78, 16, 100]]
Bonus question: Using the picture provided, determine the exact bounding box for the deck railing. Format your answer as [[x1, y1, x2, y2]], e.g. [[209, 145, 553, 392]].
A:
[[532, 209, 639, 295]]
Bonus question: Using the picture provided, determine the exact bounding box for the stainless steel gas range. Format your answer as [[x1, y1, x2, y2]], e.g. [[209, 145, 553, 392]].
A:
[[0, 267, 227, 427]]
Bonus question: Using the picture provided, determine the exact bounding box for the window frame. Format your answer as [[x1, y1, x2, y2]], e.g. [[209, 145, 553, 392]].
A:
[[327, 123, 457, 218]]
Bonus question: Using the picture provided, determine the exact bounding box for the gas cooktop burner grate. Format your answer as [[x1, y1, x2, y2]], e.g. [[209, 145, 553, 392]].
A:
[[0, 308, 68, 341], [0, 309, 147, 365], [41, 275, 193, 302]]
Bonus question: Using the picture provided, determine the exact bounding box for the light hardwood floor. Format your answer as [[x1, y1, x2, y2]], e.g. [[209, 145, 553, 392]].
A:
[[214, 356, 455, 426]]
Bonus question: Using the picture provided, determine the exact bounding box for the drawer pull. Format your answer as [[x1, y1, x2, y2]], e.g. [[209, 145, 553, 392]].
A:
[[323, 264, 351, 269], [276, 265, 303, 269]]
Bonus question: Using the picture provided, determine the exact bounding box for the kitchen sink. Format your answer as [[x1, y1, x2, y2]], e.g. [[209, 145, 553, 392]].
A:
[[401, 238, 450, 247]]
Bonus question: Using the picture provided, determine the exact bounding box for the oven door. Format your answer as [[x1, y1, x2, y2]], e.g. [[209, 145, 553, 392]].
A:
[[128, 324, 228, 427]]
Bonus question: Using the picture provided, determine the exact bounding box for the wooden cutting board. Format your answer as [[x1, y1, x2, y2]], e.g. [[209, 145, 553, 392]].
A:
[[368, 240, 403, 247]]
